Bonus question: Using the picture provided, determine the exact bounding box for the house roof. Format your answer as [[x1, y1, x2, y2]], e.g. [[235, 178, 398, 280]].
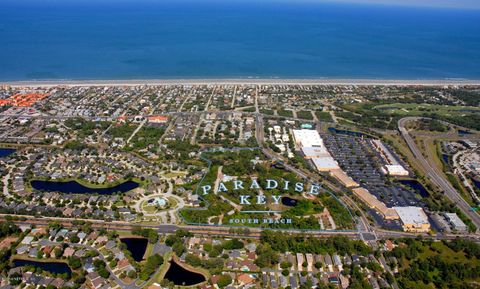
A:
[[238, 273, 254, 284]]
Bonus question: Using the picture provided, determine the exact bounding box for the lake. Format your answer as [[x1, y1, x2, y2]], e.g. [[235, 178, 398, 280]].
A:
[[398, 179, 429, 198], [0, 148, 15, 157], [30, 180, 139, 195], [164, 259, 206, 286], [121, 238, 148, 262], [0, 1, 479, 80], [13, 259, 72, 276]]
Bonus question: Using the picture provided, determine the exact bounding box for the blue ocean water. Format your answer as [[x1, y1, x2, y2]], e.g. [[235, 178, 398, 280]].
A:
[[0, 1, 479, 80]]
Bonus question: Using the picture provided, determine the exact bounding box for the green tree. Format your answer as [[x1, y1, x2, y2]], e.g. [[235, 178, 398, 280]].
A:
[[68, 256, 82, 269], [217, 274, 232, 288]]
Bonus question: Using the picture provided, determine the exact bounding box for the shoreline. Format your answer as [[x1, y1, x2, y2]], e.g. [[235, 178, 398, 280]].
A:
[[2, 78, 480, 87]]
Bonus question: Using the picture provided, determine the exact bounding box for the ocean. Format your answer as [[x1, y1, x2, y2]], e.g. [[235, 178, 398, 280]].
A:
[[0, 1, 479, 80]]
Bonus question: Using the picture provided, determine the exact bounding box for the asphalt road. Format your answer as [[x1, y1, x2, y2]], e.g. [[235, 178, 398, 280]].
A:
[[398, 117, 480, 232]]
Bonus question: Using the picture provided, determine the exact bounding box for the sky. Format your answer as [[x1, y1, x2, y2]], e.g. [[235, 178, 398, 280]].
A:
[[2, 0, 479, 9]]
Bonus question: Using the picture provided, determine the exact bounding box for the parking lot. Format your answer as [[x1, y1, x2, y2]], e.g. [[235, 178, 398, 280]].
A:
[[322, 133, 423, 208]]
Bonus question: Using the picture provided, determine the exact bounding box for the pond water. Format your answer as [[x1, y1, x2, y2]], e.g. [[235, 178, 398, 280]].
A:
[[149, 197, 167, 207], [441, 154, 449, 164], [457, 110, 479, 114], [164, 260, 206, 286], [458, 129, 473, 136], [30, 180, 139, 195], [13, 259, 72, 275], [121, 238, 148, 261], [398, 179, 429, 198], [281, 196, 298, 207], [473, 178, 480, 190], [328, 127, 364, 137], [0, 148, 15, 157]]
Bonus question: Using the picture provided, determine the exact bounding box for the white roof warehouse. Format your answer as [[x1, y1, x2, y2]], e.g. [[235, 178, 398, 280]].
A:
[[394, 206, 431, 232]]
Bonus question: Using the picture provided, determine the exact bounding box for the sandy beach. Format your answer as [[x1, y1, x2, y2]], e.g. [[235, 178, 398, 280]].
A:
[[3, 78, 480, 87]]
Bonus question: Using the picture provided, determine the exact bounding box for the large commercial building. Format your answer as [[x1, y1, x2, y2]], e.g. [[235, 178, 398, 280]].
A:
[[353, 188, 398, 219], [293, 129, 340, 171], [371, 139, 409, 176], [330, 169, 358, 188], [293, 129, 325, 148], [393, 206, 431, 232], [444, 212, 468, 232], [384, 165, 409, 176], [293, 129, 424, 224]]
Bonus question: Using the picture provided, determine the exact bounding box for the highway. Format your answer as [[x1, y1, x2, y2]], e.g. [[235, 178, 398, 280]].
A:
[[398, 117, 480, 232]]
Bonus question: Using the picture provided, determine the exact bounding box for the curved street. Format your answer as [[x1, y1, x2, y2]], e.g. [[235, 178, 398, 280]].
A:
[[133, 181, 185, 223], [398, 117, 480, 232]]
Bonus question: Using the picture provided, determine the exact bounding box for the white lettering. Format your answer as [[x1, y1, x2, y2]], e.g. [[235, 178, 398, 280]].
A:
[[266, 179, 278, 189], [309, 184, 321, 195], [295, 182, 304, 192], [240, 195, 251, 205], [272, 195, 282, 204], [201, 185, 211, 195], [250, 179, 260, 189], [256, 195, 267, 204], [218, 182, 228, 192], [234, 180, 244, 190]]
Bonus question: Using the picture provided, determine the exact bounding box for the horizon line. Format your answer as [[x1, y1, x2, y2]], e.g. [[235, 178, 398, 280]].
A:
[[3, 78, 480, 87]]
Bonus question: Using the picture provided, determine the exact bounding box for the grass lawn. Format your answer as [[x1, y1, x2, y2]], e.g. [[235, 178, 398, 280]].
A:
[[297, 110, 314, 120], [164, 171, 187, 178], [401, 241, 479, 270], [138, 220, 164, 226], [423, 137, 475, 206], [117, 231, 136, 237], [140, 197, 177, 214], [141, 201, 160, 214], [238, 106, 256, 112], [260, 109, 274, 115], [143, 242, 154, 259], [277, 109, 294, 118], [167, 197, 178, 208], [373, 103, 480, 117], [382, 134, 424, 174], [148, 251, 173, 285], [315, 111, 333, 122]]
